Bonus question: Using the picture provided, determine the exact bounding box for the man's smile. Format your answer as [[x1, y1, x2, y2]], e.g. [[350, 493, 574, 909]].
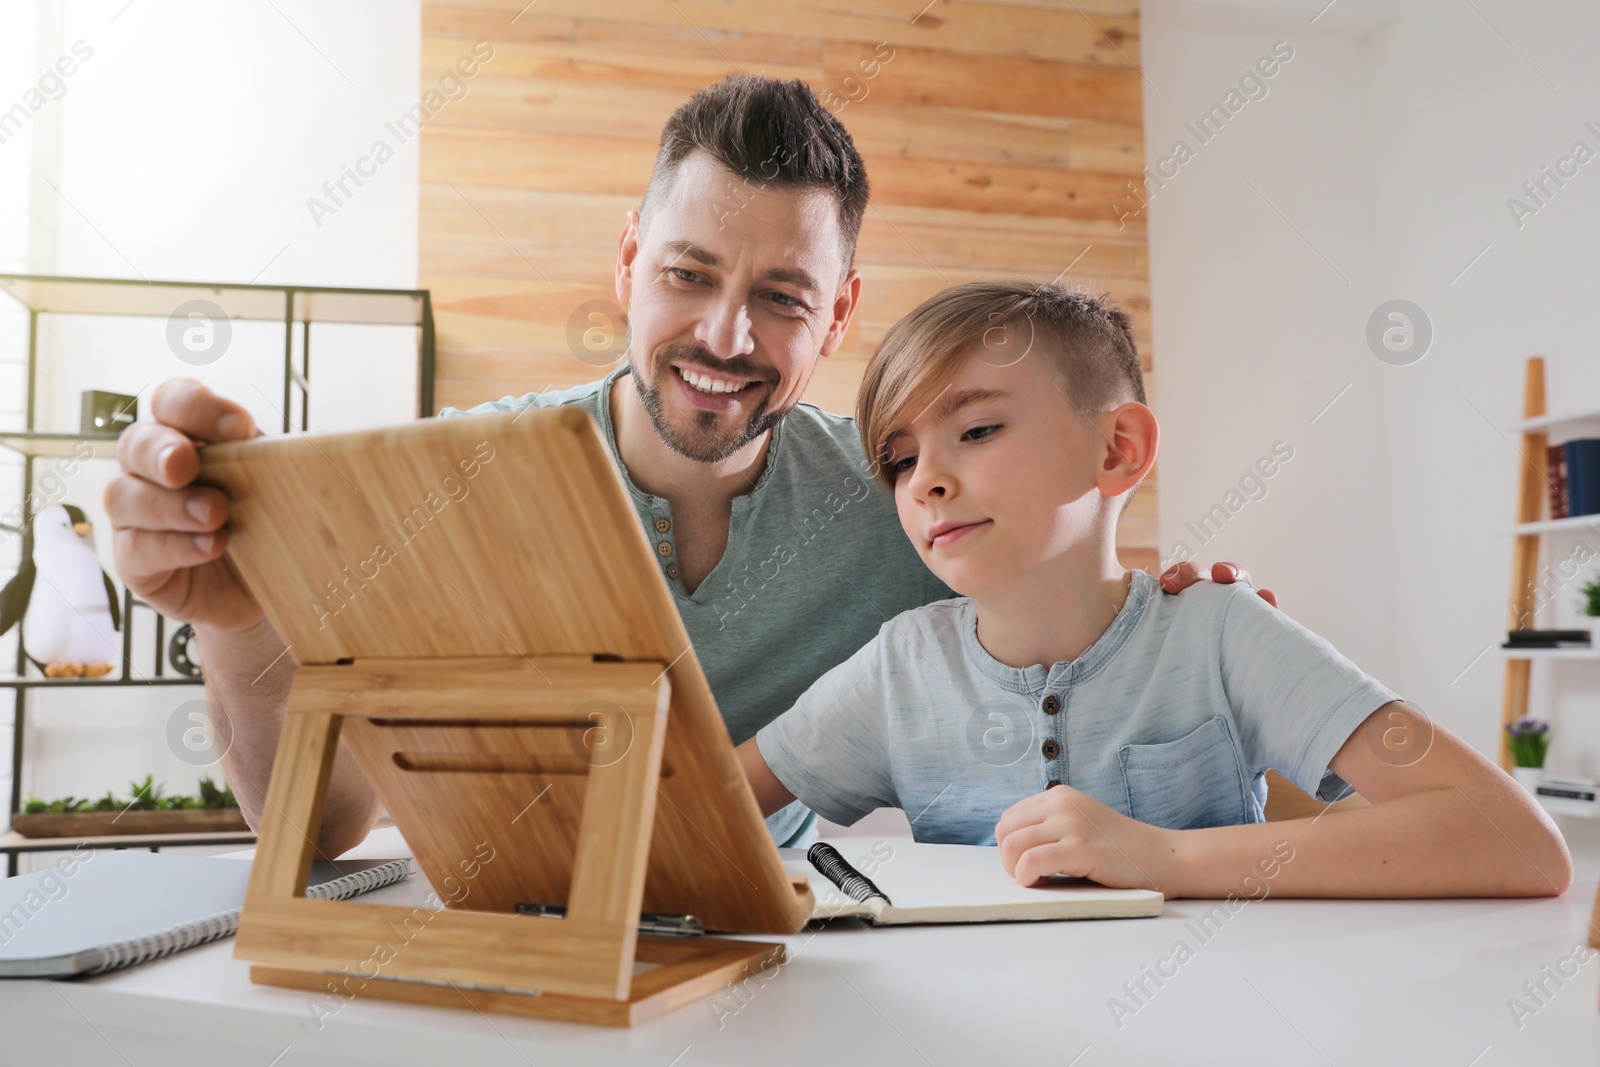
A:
[[673, 362, 764, 395], [666, 359, 774, 414]]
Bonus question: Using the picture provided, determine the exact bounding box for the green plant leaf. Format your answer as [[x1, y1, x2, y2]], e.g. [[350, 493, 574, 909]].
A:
[[20, 775, 240, 816]]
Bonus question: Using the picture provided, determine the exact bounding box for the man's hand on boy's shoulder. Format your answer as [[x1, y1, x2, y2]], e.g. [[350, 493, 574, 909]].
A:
[[1160, 560, 1278, 608], [994, 785, 1175, 894]]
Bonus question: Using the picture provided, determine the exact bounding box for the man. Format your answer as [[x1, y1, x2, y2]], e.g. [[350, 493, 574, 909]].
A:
[[105, 74, 1265, 856]]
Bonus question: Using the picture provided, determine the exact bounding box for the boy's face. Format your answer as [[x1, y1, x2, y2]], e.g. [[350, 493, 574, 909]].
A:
[[616, 150, 858, 462], [882, 343, 1121, 597]]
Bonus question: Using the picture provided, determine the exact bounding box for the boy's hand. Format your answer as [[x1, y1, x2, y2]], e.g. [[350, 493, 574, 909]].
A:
[[995, 785, 1172, 892], [1160, 560, 1278, 608]]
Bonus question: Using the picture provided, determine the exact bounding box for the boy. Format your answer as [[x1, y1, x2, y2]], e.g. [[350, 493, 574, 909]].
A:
[[736, 280, 1572, 899]]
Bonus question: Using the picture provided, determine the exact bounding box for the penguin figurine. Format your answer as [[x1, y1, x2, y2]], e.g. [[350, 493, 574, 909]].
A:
[[0, 504, 122, 678]]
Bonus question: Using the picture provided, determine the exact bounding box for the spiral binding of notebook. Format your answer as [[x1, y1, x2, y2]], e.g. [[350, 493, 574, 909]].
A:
[[84, 858, 412, 975], [807, 842, 892, 906], [88, 909, 240, 974], [303, 858, 414, 902]]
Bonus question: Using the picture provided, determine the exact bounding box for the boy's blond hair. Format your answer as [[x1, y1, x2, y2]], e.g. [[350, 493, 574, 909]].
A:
[[855, 280, 1146, 491]]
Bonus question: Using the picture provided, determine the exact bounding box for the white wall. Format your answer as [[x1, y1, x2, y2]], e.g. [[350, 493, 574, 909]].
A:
[[1366, 0, 1600, 783], [0, 0, 421, 853], [1146, 0, 1600, 845], [1142, 2, 1397, 678]]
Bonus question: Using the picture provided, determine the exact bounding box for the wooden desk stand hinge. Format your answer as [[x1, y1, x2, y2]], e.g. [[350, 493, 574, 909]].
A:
[[233, 655, 785, 1027]]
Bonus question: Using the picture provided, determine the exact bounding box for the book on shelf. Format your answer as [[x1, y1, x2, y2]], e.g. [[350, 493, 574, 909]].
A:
[[1547, 443, 1568, 520], [1536, 777, 1600, 793], [1533, 776, 1599, 817], [1536, 774, 1598, 799], [1565, 438, 1600, 518], [1503, 628, 1593, 649]]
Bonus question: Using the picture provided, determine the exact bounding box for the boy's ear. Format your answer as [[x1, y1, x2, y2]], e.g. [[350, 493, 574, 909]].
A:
[[1098, 402, 1159, 499]]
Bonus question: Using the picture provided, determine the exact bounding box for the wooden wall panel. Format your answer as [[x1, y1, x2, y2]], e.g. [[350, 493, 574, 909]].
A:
[[420, 0, 1156, 563]]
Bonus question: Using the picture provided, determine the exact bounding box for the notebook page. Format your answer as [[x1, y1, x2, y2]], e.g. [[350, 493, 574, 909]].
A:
[[868, 841, 1141, 909]]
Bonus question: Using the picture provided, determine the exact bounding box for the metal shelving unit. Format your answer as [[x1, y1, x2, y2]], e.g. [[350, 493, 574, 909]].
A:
[[0, 273, 435, 875]]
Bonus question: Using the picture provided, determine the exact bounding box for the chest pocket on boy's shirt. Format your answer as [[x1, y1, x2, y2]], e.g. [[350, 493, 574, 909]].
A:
[[1117, 714, 1254, 831]]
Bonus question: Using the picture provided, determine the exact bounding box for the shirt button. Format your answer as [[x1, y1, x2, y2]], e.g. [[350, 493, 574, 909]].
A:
[[1041, 695, 1060, 715], [1041, 739, 1060, 760], [656, 540, 673, 557], [666, 563, 681, 579], [654, 517, 671, 533], [1047, 778, 1061, 789]]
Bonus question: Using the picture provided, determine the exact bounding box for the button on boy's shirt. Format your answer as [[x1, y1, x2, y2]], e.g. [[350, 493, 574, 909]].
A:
[[755, 569, 1401, 844], [437, 363, 954, 847]]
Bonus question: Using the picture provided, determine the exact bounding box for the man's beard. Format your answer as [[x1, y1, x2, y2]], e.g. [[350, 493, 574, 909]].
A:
[[633, 344, 792, 464]]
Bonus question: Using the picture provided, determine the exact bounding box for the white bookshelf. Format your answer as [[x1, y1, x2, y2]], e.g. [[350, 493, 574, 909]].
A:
[[1531, 777, 1600, 819], [1509, 407, 1600, 435], [1500, 644, 1600, 660], [1500, 360, 1598, 781], [1536, 796, 1600, 819], [1510, 514, 1600, 536], [1505, 387, 1599, 654]]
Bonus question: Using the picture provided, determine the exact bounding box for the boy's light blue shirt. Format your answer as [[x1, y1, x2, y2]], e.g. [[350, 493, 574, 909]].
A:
[[436, 364, 954, 847], [755, 569, 1400, 843]]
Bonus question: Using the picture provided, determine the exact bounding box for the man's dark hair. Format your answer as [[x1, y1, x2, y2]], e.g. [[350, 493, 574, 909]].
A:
[[641, 74, 870, 278]]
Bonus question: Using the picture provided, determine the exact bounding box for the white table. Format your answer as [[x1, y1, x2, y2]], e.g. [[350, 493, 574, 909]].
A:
[[5, 819, 1600, 1067]]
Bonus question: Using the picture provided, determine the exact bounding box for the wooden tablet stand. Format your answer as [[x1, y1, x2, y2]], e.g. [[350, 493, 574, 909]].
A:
[[199, 407, 814, 1027]]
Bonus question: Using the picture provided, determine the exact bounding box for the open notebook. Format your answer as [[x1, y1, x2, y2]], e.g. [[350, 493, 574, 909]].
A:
[[782, 840, 1163, 926], [0, 851, 410, 979]]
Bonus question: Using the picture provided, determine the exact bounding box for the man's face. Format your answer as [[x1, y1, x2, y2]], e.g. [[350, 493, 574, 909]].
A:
[[617, 150, 858, 463]]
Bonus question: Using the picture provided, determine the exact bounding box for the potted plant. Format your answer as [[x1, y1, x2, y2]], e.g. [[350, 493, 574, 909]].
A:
[[1504, 718, 1552, 791], [13, 775, 247, 838], [1581, 574, 1600, 624]]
